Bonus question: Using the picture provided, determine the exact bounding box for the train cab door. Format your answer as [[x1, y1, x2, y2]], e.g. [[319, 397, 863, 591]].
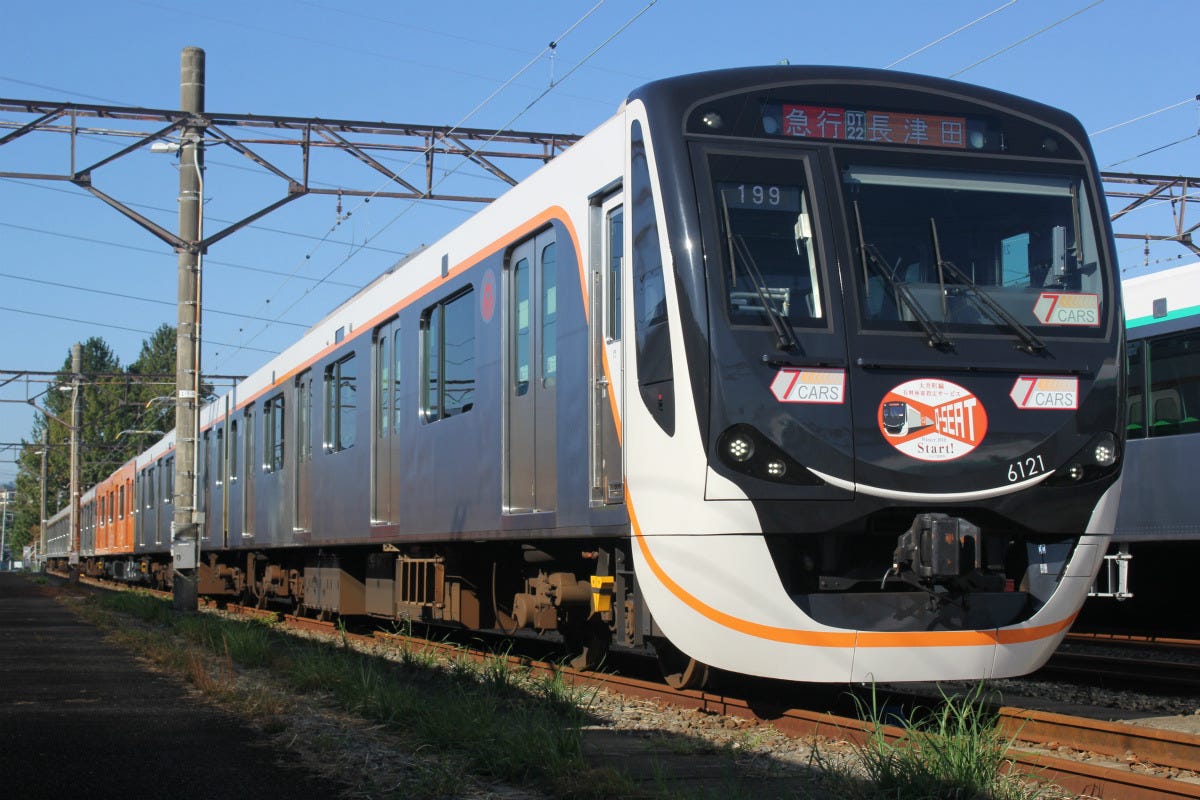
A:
[[505, 229, 558, 514], [371, 319, 401, 525], [590, 192, 625, 505]]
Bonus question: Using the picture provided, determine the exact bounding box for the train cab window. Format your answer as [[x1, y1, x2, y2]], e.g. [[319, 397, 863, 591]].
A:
[[710, 160, 826, 330], [843, 165, 1104, 336], [325, 353, 357, 451], [421, 289, 475, 422]]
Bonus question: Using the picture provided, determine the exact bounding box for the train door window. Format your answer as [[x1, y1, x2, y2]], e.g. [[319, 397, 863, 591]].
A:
[[100, 496, 106, 527], [631, 120, 674, 435], [165, 457, 174, 504], [608, 206, 623, 341], [506, 231, 556, 513], [216, 428, 225, 485], [373, 318, 400, 524], [542, 242, 558, 387], [392, 328, 403, 430], [325, 353, 357, 451], [118, 486, 124, 520], [230, 420, 239, 481], [295, 370, 313, 531], [244, 408, 256, 537], [421, 289, 475, 421], [109, 491, 115, 523], [146, 468, 155, 508], [264, 394, 285, 473]]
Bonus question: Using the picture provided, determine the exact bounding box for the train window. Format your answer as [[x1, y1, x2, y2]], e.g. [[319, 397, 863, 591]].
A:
[[393, 329, 403, 430], [422, 288, 476, 422], [542, 242, 557, 387], [296, 372, 312, 463], [264, 394, 285, 472], [230, 420, 239, 480], [376, 333, 390, 439], [245, 409, 255, 476], [631, 120, 674, 434], [99, 496, 106, 526], [1128, 340, 1147, 441], [1147, 329, 1200, 437], [844, 165, 1104, 335], [608, 206, 623, 340], [146, 467, 155, 509], [514, 257, 531, 396], [709, 156, 826, 329], [165, 457, 174, 504], [325, 354, 357, 452], [216, 428, 225, 485]]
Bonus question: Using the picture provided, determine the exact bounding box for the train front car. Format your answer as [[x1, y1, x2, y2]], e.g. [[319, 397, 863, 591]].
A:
[[622, 67, 1123, 683]]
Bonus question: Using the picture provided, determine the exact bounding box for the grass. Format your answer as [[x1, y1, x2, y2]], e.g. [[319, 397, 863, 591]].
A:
[[811, 684, 1067, 800], [69, 585, 1072, 800]]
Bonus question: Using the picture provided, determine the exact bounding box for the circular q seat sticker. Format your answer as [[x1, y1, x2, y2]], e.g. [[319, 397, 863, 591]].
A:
[[878, 379, 989, 462]]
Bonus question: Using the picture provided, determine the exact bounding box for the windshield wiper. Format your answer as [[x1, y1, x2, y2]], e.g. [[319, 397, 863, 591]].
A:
[[854, 201, 953, 350], [929, 217, 1047, 354], [720, 195, 801, 353]]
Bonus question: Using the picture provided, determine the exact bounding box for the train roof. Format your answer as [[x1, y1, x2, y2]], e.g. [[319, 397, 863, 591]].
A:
[[1123, 261, 1200, 334]]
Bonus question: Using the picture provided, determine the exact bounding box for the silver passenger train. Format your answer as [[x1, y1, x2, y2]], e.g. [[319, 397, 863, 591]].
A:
[[45, 66, 1126, 686]]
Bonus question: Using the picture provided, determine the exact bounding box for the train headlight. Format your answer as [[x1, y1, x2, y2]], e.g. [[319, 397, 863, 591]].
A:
[[766, 460, 787, 477], [727, 436, 754, 463], [1093, 434, 1117, 468], [1046, 431, 1121, 486], [1065, 464, 1085, 481]]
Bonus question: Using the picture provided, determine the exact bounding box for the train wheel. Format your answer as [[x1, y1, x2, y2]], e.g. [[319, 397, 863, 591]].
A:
[[653, 637, 711, 691]]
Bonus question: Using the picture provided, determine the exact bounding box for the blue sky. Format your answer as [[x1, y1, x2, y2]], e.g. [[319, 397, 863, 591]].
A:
[[1, 0, 1197, 483]]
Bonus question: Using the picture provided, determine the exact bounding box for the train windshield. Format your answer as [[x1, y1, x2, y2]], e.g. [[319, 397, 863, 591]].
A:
[[844, 164, 1105, 337], [710, 155, 827, 333]]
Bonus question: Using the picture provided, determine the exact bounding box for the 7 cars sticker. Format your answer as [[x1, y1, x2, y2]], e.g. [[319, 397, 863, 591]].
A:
[[1032, 292, 1099, 326], [1009, 376, 1078, 410], [878, 379, 988, 462], [770, 368, 845, 404]]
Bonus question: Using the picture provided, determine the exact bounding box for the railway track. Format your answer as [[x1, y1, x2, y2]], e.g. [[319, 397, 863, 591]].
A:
[[63, 574, 1200, 798]]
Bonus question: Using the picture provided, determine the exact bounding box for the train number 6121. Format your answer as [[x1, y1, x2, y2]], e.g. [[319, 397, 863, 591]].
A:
[[1007, 454, 1046, 483]]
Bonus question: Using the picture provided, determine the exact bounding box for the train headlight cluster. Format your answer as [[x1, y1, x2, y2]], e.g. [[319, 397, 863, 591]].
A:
[[1048, 432, 1121, 485], [726, 435, 754, 462], [716, 424, 820, 486]]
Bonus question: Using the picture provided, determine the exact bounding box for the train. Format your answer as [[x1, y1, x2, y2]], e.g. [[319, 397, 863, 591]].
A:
[[42, 65, 1126, 687], [1081, 260, 1199, 631]]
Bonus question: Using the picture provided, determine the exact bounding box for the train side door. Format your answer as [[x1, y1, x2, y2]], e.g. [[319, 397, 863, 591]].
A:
[[372, 318, 401, 525], [506, 229, 558, 513], [294, 370, 313, 535], [591, 194, 625, 504]]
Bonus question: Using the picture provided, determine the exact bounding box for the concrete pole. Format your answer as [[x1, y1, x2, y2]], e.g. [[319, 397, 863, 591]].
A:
[[172, 46, 204, 612], [39, 427, 48, 566], [68, 342, 81, 581]]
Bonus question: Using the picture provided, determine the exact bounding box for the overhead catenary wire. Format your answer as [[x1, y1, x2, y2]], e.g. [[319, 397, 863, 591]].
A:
[[209, 1, 658, 371], [886, 0, 1018, 69], [1090, 96, 1199, 136], [949, 0, 1107, 78]]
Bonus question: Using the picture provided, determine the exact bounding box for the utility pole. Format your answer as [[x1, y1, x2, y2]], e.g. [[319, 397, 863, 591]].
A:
[[68, 342, 81, 582], [171, 47, 203, 611], [39, 427, 47, 566]]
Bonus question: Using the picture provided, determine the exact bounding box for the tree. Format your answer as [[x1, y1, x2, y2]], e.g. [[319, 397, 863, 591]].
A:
[[8, 327, 195, 552]]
